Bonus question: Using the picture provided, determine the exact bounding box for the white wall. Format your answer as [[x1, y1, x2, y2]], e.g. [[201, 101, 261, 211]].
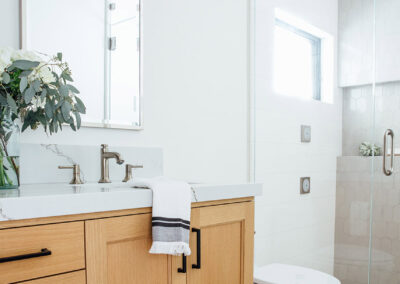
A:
[[254, 0, 342, 274], [0, 0, 250, 184]]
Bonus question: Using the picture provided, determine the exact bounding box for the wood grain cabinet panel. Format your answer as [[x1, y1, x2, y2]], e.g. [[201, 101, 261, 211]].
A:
[[187, 201, 254, 284], [0, 197, 254, 284], [86, 213, 178, 284], [0, 222, 85, 284], [18, 270, 86, 284]]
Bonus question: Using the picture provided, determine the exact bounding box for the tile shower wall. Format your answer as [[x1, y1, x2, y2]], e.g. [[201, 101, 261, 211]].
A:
[[335, 156, 400, 284], [342, 81, 400, 156], [254, 0, 341, 274]]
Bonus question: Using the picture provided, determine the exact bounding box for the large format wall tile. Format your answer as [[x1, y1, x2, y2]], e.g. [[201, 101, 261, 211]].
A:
[[335, 156, 400, 284], [342, 81, 400, 156]]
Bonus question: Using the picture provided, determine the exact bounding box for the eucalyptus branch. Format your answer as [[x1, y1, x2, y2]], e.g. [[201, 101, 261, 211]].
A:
[[0, 136, 19, 185], [0, 48, 86, 139], [0, 83, 9, 96]]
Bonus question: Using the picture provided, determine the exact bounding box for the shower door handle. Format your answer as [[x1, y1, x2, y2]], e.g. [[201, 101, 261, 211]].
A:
[[383, 129, 394, 176]]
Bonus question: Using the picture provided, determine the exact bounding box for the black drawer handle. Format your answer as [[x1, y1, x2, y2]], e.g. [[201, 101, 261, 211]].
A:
[[0, 248, 51, 263], [192, 228, 201, 269], [177, 255, 187, 273]]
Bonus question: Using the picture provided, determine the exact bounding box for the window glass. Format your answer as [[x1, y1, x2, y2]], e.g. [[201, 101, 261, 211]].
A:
[[273, 19, 321, 101]]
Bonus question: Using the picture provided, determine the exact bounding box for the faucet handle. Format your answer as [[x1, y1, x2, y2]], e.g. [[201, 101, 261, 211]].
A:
[[58, 164, 84, 185], [122, 164, 143, 182], [101, 144, 108, 151]]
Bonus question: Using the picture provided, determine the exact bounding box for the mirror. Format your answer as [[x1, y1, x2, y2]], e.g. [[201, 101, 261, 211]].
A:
[[20, 0, 142, 129]]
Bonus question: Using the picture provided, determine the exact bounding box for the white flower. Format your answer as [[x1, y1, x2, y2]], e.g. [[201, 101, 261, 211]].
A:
[[0, 47, 14, 76], [29, 64, 55, 84], [11, 49, 43, 62], [38, 65, 55, 84], [12, 50, 55, 84], [31, 97, 46, 112], [2, 48, 55, 84]]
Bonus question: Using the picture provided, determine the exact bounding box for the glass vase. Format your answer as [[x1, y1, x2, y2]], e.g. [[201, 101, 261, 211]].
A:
[[0, 110, 20, 189]]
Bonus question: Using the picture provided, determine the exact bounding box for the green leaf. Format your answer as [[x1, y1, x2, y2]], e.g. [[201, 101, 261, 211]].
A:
[[49, 120, 54, 133], [52, 72, 59, 82], [24, 86, 36, 104], [67, 84, 80, 94], [20, 77, 28, 93], [70, 122, 76, 131], [57, 52, 62, 61], [6, 94, 17, 114], [2, 73, 10, 84], [4, 132, 12, 142], [45, 103, 53, 119], [0, 94, 7, 106], [37, 114, 47, 126], [18, 70, 33, 78], [61, 101, 72, 121], [54, 119, 59, 132], [59, 85, 69, 97], [21, 119, 30, 132], [74, 96, 86, 114], [46, 87, 57, 96], [56, 111, 64, 123], [61, 71, 73, 82], [32, 79, 41, 92], [74, 111, 81, 129], [6, 65, 15, 72], [10, 60, 40, 70], [40, 88, 47, 100], [55, 98, 64, 109]]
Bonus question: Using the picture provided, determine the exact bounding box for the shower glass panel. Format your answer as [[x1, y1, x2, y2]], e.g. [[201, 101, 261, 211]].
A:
[[369, 0, 400, 283], [335, 0, 375, 283]]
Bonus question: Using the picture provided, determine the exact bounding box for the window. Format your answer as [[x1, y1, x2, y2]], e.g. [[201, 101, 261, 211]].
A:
[[273, 18, 322, 101]]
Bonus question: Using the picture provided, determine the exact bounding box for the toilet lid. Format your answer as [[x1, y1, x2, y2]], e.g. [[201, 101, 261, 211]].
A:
[[254, 263, 341, 284]]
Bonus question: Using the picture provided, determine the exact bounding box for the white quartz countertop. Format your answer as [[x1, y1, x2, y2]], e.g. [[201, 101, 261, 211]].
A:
[[0, 182, 262, 221]]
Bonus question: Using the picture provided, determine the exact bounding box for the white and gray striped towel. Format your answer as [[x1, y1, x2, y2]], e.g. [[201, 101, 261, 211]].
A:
[[133, 176, 192, 256]]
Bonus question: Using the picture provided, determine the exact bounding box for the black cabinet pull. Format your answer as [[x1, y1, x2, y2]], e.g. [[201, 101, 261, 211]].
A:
[[192, 228, 201, 269], [0, 248, 51, 263], [177, 255, 187, 273]]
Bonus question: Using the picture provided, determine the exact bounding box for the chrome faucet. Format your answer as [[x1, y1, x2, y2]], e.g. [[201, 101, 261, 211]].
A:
[[99, 144, 125, 183]]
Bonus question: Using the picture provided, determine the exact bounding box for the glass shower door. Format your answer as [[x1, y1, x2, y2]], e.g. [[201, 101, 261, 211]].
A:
[[335, 1, 375, 283], [369, 0, 400, 283]]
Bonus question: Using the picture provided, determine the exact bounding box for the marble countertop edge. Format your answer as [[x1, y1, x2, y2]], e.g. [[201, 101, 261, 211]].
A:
[[0, 183, 263, 221]]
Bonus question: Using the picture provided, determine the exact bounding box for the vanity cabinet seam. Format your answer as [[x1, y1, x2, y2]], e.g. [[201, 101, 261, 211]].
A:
[[11, 269, 86, 284]]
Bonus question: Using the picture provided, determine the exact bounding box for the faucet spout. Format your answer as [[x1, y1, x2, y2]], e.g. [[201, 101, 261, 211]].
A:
[[104, 152, 125, 164], [99, 144, 124, 183]]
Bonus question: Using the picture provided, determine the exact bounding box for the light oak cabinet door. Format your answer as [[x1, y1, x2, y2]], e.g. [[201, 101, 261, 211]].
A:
[[187, 201, 254, 284], [85, 201, 254, 284], [86, 213, 182, 284]]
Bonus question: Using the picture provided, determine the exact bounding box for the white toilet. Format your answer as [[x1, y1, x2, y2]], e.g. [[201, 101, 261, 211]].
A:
[[254, 263, 341, 284]]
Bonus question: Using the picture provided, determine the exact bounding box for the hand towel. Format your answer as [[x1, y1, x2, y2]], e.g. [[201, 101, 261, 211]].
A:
[[133, 176, 192, 256]]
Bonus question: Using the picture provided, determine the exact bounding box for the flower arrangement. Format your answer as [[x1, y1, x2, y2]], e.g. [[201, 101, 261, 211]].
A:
[[359, 142, 381, 157], [0, 47, 86, 188]]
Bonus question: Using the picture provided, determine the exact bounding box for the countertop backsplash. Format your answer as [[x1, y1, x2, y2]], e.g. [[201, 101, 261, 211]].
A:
[[20, 144, 163, 184]]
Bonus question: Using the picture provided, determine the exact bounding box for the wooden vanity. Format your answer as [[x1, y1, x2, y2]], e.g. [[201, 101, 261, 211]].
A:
[[0, 197, 254, 284]]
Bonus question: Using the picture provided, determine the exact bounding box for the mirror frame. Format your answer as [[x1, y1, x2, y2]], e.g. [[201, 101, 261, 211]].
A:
[[18, 0, 144, 131]]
